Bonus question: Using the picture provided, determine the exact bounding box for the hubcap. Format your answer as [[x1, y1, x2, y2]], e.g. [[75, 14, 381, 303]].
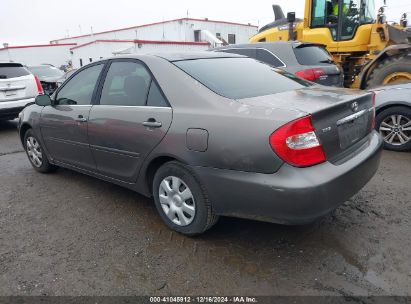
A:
[[158, 176, 195, 226], [379, 115, 411, 146], [383, 72, 411, 85], [26, 136, 43, 167]]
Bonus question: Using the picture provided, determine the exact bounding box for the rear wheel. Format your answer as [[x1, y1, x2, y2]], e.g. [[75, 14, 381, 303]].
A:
[[376, 106, 411, 152], [366, 53, 411, 88], [24, 129, 57, 173], [152, 161, 219, 236]]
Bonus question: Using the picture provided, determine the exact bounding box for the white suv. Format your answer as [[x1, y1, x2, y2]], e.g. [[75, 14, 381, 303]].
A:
[[0, 62, 43, 120]]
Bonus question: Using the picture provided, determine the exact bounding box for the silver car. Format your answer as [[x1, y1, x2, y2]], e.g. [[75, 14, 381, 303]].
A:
[[18, 52, 382, 235]]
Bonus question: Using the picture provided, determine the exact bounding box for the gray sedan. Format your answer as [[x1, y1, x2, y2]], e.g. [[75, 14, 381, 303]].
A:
[[372, 82, 411, 151], [18, 52, 382, 235]]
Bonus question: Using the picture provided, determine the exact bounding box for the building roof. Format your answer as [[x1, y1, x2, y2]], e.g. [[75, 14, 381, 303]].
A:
[[0, 43, 76, 51], [51, 18, 258, 43], [70, 39, 210, 51]]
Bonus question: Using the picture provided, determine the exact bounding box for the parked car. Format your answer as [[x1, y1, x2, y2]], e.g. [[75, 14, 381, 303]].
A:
[[213, 41, 344, 87], [28, 65, 64, 95], [371, 82, 411, 151], [0, 62, 43, 121], [56, 69, 77, 87], [18, 52, 382, 235]]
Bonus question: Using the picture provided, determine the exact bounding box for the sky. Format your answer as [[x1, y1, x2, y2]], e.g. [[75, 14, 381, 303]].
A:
[[1, 0, 410, 46]]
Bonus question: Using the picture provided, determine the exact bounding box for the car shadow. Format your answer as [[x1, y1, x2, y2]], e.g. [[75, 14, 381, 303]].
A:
[[51, 166, 349, 280]]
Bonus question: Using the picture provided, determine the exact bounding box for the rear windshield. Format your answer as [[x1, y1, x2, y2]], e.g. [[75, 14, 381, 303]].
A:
[[173, 57, 311, 99], [0, 63, 31, 79], [28, 66, 64, 78], [293, 46, 333, 65]]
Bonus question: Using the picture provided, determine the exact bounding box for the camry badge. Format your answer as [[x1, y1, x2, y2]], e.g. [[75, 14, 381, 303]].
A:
[[351, 102, 359, 112]]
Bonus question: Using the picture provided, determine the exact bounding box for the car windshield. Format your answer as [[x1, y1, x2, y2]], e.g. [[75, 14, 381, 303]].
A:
[[29, 66, 64, 78], [173, 57, 312, 99]]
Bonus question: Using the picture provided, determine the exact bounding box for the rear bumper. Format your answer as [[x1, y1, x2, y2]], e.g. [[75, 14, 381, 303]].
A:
[[0, 97, 35, 120], [193, 131, 383, 224]]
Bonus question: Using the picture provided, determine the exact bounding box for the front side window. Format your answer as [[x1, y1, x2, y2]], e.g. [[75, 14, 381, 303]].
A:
[[100, 61, 151, 106], [174, 57, 311, 100], [56, 64, 103, 105]]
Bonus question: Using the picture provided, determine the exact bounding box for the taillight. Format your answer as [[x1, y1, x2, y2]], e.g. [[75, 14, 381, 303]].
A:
[[34, 76, 44, 95], [269, 116, 326, 167], [295, 68, 326, 82]]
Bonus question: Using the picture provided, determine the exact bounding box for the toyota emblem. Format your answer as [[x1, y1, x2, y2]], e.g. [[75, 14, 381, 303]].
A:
[[351, 102, 359, 112]]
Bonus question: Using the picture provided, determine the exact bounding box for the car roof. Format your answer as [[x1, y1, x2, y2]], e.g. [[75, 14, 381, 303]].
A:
[[112, 51, 245, 62], [212, 41, 324, 51]]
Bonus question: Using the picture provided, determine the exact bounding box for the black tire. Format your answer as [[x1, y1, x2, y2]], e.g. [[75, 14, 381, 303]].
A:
[[152, 161, 219, 236], [376, 106, 411, 152], [366, 53, 411, 88], [23, 129, 57, 173]]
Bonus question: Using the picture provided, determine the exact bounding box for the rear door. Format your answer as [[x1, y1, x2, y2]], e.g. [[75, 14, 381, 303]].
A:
[[40, 63, 105, 170], [0, 63, 37, 102], [88, 59, 172, 182]]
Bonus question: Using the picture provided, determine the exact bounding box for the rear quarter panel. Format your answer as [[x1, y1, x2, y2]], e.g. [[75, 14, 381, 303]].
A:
[[139, 56, 305, 175]]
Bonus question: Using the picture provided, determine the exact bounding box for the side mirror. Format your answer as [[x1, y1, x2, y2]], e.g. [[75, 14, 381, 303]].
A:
[[35, 94, 52, 106], [287, 12, 296, 23]]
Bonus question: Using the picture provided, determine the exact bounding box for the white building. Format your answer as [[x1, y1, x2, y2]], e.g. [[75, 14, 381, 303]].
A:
[[1, 17, 257, 69], [56, 17, 258, 68], [51, 18, 258, 46], [0, 43, 75, 67], [70, 40, 211, 68]]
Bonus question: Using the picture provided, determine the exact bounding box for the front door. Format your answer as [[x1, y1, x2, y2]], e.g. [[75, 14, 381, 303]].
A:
[[40, 63, 105, 170], [88, 60, 172, 182]]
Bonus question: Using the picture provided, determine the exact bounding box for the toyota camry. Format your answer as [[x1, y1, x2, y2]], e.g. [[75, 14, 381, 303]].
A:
[[18, 52, 383, 235]]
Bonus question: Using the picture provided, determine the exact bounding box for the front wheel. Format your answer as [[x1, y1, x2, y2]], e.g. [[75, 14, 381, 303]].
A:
[[24, 129, 57, 173], [376, 106, 411, 152], [152, 161, 219, 236]]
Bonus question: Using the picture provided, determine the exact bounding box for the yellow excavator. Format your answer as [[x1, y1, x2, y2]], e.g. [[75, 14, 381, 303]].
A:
[[250, 0, 411, 89]]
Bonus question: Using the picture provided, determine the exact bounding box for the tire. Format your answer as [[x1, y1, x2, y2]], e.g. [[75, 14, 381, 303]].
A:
[[152, 161, 219, 236], [376, 106, 411, 152], [23, 129, 57, 173], [366, 53, 411, 88]]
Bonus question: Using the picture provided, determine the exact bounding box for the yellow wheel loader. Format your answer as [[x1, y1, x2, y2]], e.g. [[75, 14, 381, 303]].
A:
[[250, 1, 411, 89]]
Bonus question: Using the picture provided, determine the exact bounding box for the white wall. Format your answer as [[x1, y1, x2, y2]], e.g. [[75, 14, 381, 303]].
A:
[[0, 45, 74, 67], [51, 19, 258, 46], [71, 41, 210, 68]]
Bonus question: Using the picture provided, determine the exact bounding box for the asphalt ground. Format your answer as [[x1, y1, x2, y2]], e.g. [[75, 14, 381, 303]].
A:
[[0, 119, 410, 296]]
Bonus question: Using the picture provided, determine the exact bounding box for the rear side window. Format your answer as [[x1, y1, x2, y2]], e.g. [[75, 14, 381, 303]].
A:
[[256, 49, 284, 67], [293, 46, 333, 65], [147, 81, 168, 107], [0, 64, 30, 79], [174, 57, 311, 100], [100, 61, 151, 106]]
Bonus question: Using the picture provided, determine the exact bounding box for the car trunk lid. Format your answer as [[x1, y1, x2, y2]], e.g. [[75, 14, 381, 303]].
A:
[[239, 87, 375, 162]]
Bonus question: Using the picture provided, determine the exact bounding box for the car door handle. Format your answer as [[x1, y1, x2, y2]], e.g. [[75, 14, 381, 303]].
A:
[[75, 115, 88, 123], [143, 119, 162, 128]]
